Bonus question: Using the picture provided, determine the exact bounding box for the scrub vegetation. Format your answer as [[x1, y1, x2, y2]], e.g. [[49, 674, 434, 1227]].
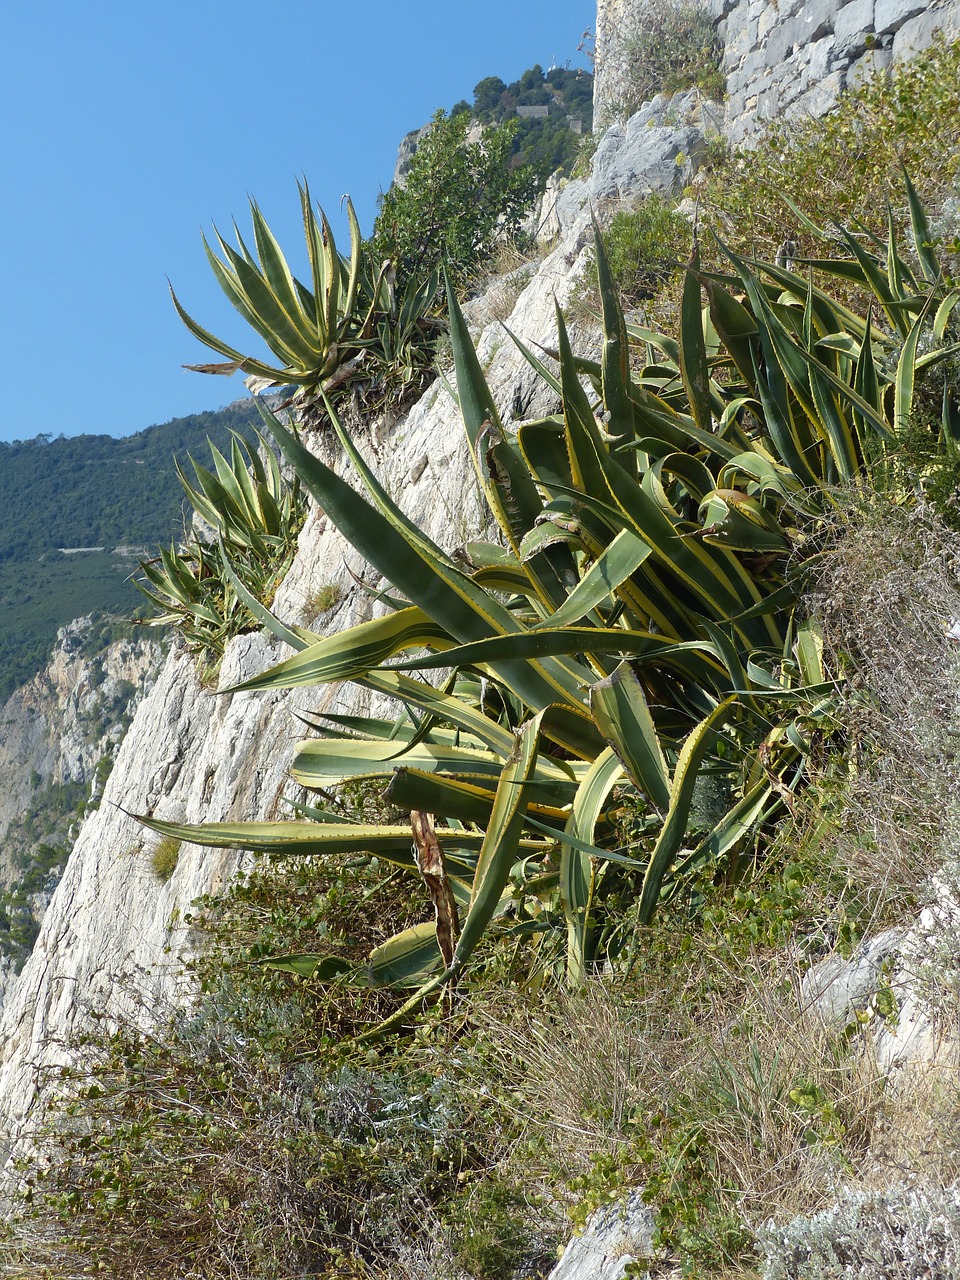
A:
[[6, 37, 960, 1280]]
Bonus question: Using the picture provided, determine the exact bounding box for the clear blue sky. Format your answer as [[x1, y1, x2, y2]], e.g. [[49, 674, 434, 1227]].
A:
[[0, 1, 592, 444]]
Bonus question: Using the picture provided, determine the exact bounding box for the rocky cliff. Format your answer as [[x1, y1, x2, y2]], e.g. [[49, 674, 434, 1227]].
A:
[[0, 619, 161, 1006], [3, 1, 960, 1260], [0, 155, 612, 1166], [0, 618, 161, 854]]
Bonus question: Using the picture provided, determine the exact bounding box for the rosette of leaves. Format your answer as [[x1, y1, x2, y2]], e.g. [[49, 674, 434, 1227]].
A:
[[137, 431, 304, 672], [170, 184, 443, 420], [147, 181, 960, 1037]]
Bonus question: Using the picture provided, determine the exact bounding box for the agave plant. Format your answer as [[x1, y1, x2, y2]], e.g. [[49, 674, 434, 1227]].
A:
[[146, 181, 960, 1037], [171, 184, 443, 418], [137, 431, 305, 671]]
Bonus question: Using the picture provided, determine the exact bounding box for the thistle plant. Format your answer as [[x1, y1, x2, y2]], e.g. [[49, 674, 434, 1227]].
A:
[[147, 181, 960, 1038]]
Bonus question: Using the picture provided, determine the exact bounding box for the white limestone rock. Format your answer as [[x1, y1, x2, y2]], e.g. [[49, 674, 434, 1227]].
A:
[[548, 1191, 655, 1280]]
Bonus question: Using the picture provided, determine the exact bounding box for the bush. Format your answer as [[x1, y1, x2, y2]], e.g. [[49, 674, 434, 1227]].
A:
[[701, 37, 960, 267], [760, 1183, 960, 1279], [372, 110, 540, 291], [5, 854, 559, 1280], [621, 0, 723, 111], [593, 195, 692, 304]]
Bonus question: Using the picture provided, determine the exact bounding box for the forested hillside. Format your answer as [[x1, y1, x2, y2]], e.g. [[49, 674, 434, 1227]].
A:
[[0, 399, 259, 699], [451, 62, 593, 175]]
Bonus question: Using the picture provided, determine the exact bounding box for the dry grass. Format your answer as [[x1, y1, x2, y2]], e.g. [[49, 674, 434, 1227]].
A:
[[804, 495, 960, 914], [462, 237, 544, 333]]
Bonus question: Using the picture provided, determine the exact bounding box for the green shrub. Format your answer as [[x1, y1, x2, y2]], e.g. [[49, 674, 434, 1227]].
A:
[[592, 195, 692, 304], [371, 110, 540, 291], [6, 854, 557, 1280], [620, 0, 723, 112]]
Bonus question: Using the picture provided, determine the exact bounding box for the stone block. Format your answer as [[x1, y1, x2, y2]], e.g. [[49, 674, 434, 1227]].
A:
[[726, 13, 759, 58], [801, 928, 905, 1028], [785, 68, 848, 119], [795, 0, 839, 42], [764, 20, 801, 65], [757, 3, 779, 39], [874, 0, 927, 34], [549, 1191, 654, 1280], [835, 0, 876, 40], [892, 6, 947, 56], [801, 34, 837, 87], [741, 45, 774, 82]]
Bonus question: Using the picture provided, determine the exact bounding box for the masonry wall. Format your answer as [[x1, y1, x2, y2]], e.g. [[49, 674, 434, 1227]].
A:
[[594, 0, 960, 141]]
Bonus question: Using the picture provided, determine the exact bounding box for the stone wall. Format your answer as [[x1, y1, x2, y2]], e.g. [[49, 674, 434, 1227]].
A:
[[721, 0, 960, 144], [594, 0, 646, 127], [594, 0, 960, 142]]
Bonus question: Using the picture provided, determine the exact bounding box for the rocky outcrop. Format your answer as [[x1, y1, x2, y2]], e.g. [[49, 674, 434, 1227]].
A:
[[548, 1191, 654, 1279], [0, 619, 160, 869]]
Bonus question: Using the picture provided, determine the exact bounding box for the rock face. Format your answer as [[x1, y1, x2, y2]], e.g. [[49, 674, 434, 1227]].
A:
[[548, 1191, 654, 1280], [0, 618, 161, 865], [0, 160, 611, 1173], [719, 0, 960, 144]]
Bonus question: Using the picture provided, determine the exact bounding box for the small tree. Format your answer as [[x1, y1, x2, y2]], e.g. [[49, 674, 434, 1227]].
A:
[[371, 110, 540, 290]]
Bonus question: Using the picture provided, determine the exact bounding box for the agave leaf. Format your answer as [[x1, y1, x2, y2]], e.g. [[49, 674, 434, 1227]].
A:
[[532, 528, 652, 631], [386, 768, 499, 825], [136, 816, 486, 869], [261, 954, 356, 980], [594, 223, 636, 469], [291, 738, 508, 786], [561, 747, 624, 986], [590, 661, 671, 813], [369, 923, 443, 986], [250, 198, 310, 339], [636, 695, 736, 925], [453, 712, 544, 971], [895, 294, 937, 432], [679, 257, 713, 436], [223, 605, 452, 692], [388, 627, 724, 686], [903, 168, 940, 285]]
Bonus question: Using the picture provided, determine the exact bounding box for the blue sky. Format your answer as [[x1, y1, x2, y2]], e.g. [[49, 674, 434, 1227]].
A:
[[0, 1, 592, 444]]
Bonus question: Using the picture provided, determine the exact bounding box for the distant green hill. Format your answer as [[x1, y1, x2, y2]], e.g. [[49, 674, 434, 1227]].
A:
[[450, 63, 594, 177], [0, 399, 261, 699]]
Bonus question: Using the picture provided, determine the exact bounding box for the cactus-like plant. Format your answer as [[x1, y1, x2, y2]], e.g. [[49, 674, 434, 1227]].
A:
[[171, 185, 443, 419], [136, 431, 304, 672], [147, 182, 960, 1037]]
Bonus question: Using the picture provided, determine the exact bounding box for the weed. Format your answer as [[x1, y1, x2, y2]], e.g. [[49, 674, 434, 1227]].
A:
[[306, 582, 343, 618], [620, 0, 724, 114], [149, 836, 181, 883]]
